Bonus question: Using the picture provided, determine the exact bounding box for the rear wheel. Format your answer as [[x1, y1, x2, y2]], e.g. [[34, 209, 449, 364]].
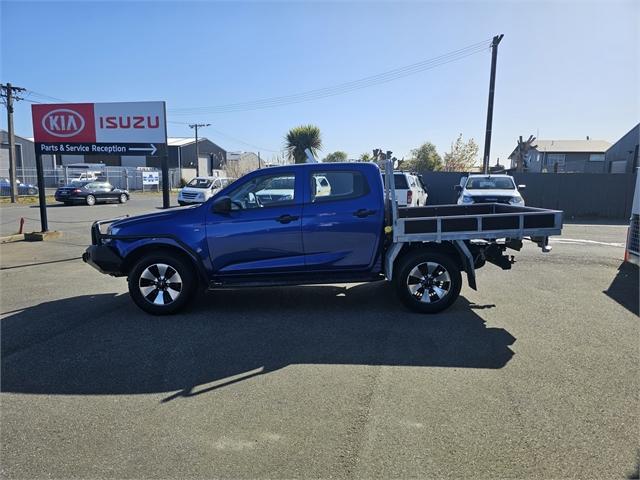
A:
[[395, 250, 462, 313], [86, 195, 96, 206], [128, 253, 196, 315]]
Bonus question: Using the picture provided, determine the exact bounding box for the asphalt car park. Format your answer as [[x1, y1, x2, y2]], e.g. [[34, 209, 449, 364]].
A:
[[0, 197, 638, 479]]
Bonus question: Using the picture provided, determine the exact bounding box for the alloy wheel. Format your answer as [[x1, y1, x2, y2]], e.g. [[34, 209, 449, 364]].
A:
[[406, 261, 451, 303], [139, 263, 183, 306]]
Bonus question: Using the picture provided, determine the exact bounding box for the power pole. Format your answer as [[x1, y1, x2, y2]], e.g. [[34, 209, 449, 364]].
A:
[[258, 151, 261, 169], [1, 83, 27, 203], [482, 34, 504, 174], [189, 123, 210, 176]]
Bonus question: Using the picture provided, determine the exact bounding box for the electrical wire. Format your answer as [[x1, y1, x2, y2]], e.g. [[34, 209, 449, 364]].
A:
[[169, 39, 491, 115], [24, 90, 69, 103], [168, 121, 280, 152]]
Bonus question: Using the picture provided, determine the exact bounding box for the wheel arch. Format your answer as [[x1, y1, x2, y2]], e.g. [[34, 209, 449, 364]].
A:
[[393, 242, 464, 271], [121, 243, 207, 285], [389, 241, 475, 288]]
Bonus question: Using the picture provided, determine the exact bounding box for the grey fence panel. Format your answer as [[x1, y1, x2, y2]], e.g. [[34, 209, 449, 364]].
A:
[[417, 170, 637, 219], [420, 172, 465, 206]]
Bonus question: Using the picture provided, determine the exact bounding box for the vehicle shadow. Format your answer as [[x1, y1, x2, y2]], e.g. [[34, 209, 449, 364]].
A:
[[1, 282, 516, 398], [603, 262, 639, 316]]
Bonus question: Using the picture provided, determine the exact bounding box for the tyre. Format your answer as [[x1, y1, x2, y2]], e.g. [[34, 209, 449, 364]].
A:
[[394, 250, 462, 314], [119, 193, 128, 204], [128, 253, 196, 315], [86, 194, 96, 206], [178, 201, 186, 206], [27, 188, 37, 195]]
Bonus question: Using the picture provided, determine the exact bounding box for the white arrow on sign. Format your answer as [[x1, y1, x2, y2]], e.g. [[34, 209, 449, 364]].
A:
[[129, 144, 157, 155]]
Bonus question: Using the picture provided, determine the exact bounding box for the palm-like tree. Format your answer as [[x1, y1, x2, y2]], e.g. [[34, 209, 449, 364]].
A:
[[285, 125, 322, 163]]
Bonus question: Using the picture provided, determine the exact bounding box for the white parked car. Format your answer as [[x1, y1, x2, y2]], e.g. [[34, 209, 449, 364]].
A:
[[314, 175, 331, 197], [382, 172, 428, 206], [178, 176, 231, 205], [455, 174, 525, 206]]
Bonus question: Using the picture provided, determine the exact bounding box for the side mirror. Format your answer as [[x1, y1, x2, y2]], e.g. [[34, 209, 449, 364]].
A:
[[212, 196, 232, 213], [454, 185, 463, 192], [518, 184, 526, 190]]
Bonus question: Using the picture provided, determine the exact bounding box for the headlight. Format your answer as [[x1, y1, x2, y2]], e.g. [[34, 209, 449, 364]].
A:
[[462, 195, 474, 204], [509, 196, 524, 205]]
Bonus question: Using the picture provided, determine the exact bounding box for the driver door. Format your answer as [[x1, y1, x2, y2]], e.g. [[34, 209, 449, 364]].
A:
[[206, 170, 304, 276]]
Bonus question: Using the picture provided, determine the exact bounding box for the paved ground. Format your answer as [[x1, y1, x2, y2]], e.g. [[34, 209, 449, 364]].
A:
[[1, 197, 638, 479]]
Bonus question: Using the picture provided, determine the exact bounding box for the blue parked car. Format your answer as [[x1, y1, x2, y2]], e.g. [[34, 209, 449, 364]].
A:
[[0, 177, 39, 196], [83, 162, 563, 315]]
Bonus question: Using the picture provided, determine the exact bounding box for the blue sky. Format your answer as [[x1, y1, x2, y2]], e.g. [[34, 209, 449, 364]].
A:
[[1, 0, 638, 164]]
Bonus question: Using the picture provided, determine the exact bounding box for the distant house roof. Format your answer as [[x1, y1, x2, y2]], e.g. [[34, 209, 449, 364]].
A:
[[530, 139, 611, 153], [167, 137, 198, 147]]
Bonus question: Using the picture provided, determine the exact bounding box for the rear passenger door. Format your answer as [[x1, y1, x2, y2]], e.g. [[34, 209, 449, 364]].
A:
[[302, 169, 383, 271]]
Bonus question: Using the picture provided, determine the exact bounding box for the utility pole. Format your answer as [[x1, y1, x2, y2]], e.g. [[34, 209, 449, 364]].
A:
[[1, 83, 27, 203], [258, 151, 261, 169], [189, 123, 210, 176], [482, 34, 504, 174]]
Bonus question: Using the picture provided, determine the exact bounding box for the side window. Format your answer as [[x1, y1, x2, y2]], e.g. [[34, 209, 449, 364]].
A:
[[310, 171, 370, 203], [227, 173, 296, 210], [85, 182, 98, 189]]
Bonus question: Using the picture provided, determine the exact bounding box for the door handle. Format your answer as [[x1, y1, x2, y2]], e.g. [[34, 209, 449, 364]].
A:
[[276, 214, 299, 224], [353, 209, 376, 218]]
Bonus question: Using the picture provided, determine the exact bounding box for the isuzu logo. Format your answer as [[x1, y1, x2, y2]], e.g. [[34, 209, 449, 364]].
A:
[[99, 115, 160, 129], [41, 109, 86, 137]]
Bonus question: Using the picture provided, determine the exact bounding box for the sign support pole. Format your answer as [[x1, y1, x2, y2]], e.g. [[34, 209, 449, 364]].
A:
[[161, 101, 170, 209], [35, 153, 49, 232]]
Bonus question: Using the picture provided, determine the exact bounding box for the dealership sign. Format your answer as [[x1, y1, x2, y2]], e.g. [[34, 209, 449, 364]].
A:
[[32, 101, 167, 156]]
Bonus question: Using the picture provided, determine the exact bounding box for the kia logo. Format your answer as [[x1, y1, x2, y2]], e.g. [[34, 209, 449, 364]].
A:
[[42, 109, 85, 137]]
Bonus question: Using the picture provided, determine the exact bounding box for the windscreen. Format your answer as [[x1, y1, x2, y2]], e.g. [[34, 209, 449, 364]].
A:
[[187, 178, 214, 188], [465, 177, 515, 190]]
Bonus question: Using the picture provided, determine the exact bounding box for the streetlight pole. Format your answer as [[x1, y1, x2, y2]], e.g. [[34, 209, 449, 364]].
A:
[[189, 123, 210, 176]]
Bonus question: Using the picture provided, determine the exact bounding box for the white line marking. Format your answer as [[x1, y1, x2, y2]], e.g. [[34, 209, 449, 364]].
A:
[[551, 238, 625, 247]]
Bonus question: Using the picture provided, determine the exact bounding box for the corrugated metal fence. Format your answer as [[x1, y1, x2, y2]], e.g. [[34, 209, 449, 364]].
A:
[[419, 171, 638, 219]]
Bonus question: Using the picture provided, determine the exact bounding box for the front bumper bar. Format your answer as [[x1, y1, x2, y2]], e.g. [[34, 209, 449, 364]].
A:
[[83, 245, 124, 276], [83, 218, 127, 276]]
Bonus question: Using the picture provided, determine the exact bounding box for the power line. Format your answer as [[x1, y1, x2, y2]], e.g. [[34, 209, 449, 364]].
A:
[[24, 90, 69, 103], [169, 38, 491, 115], [168, 120, 279, 152]]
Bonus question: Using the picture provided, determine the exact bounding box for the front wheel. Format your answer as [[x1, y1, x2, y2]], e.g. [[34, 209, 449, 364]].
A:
[[119, 193, 128, 204], [395, 250, 462, 313], [86, 194, 96, 206], [128, 253, 196, 315]]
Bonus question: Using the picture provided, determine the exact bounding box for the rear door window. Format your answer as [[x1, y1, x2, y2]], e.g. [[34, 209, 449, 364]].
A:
[[394, 174, 409, 189], [310, 171, 370, 203]]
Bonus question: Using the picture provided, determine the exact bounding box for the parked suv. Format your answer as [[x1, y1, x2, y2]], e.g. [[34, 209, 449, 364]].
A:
[[456, 174, 525, 206], [382, 172, 428, 206], [178, 177, 231, 206]]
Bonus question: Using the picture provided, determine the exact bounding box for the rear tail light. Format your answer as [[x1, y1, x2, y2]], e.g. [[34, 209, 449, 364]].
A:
[[73, 189, 82, 193], [407, 190, 413, 205]]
